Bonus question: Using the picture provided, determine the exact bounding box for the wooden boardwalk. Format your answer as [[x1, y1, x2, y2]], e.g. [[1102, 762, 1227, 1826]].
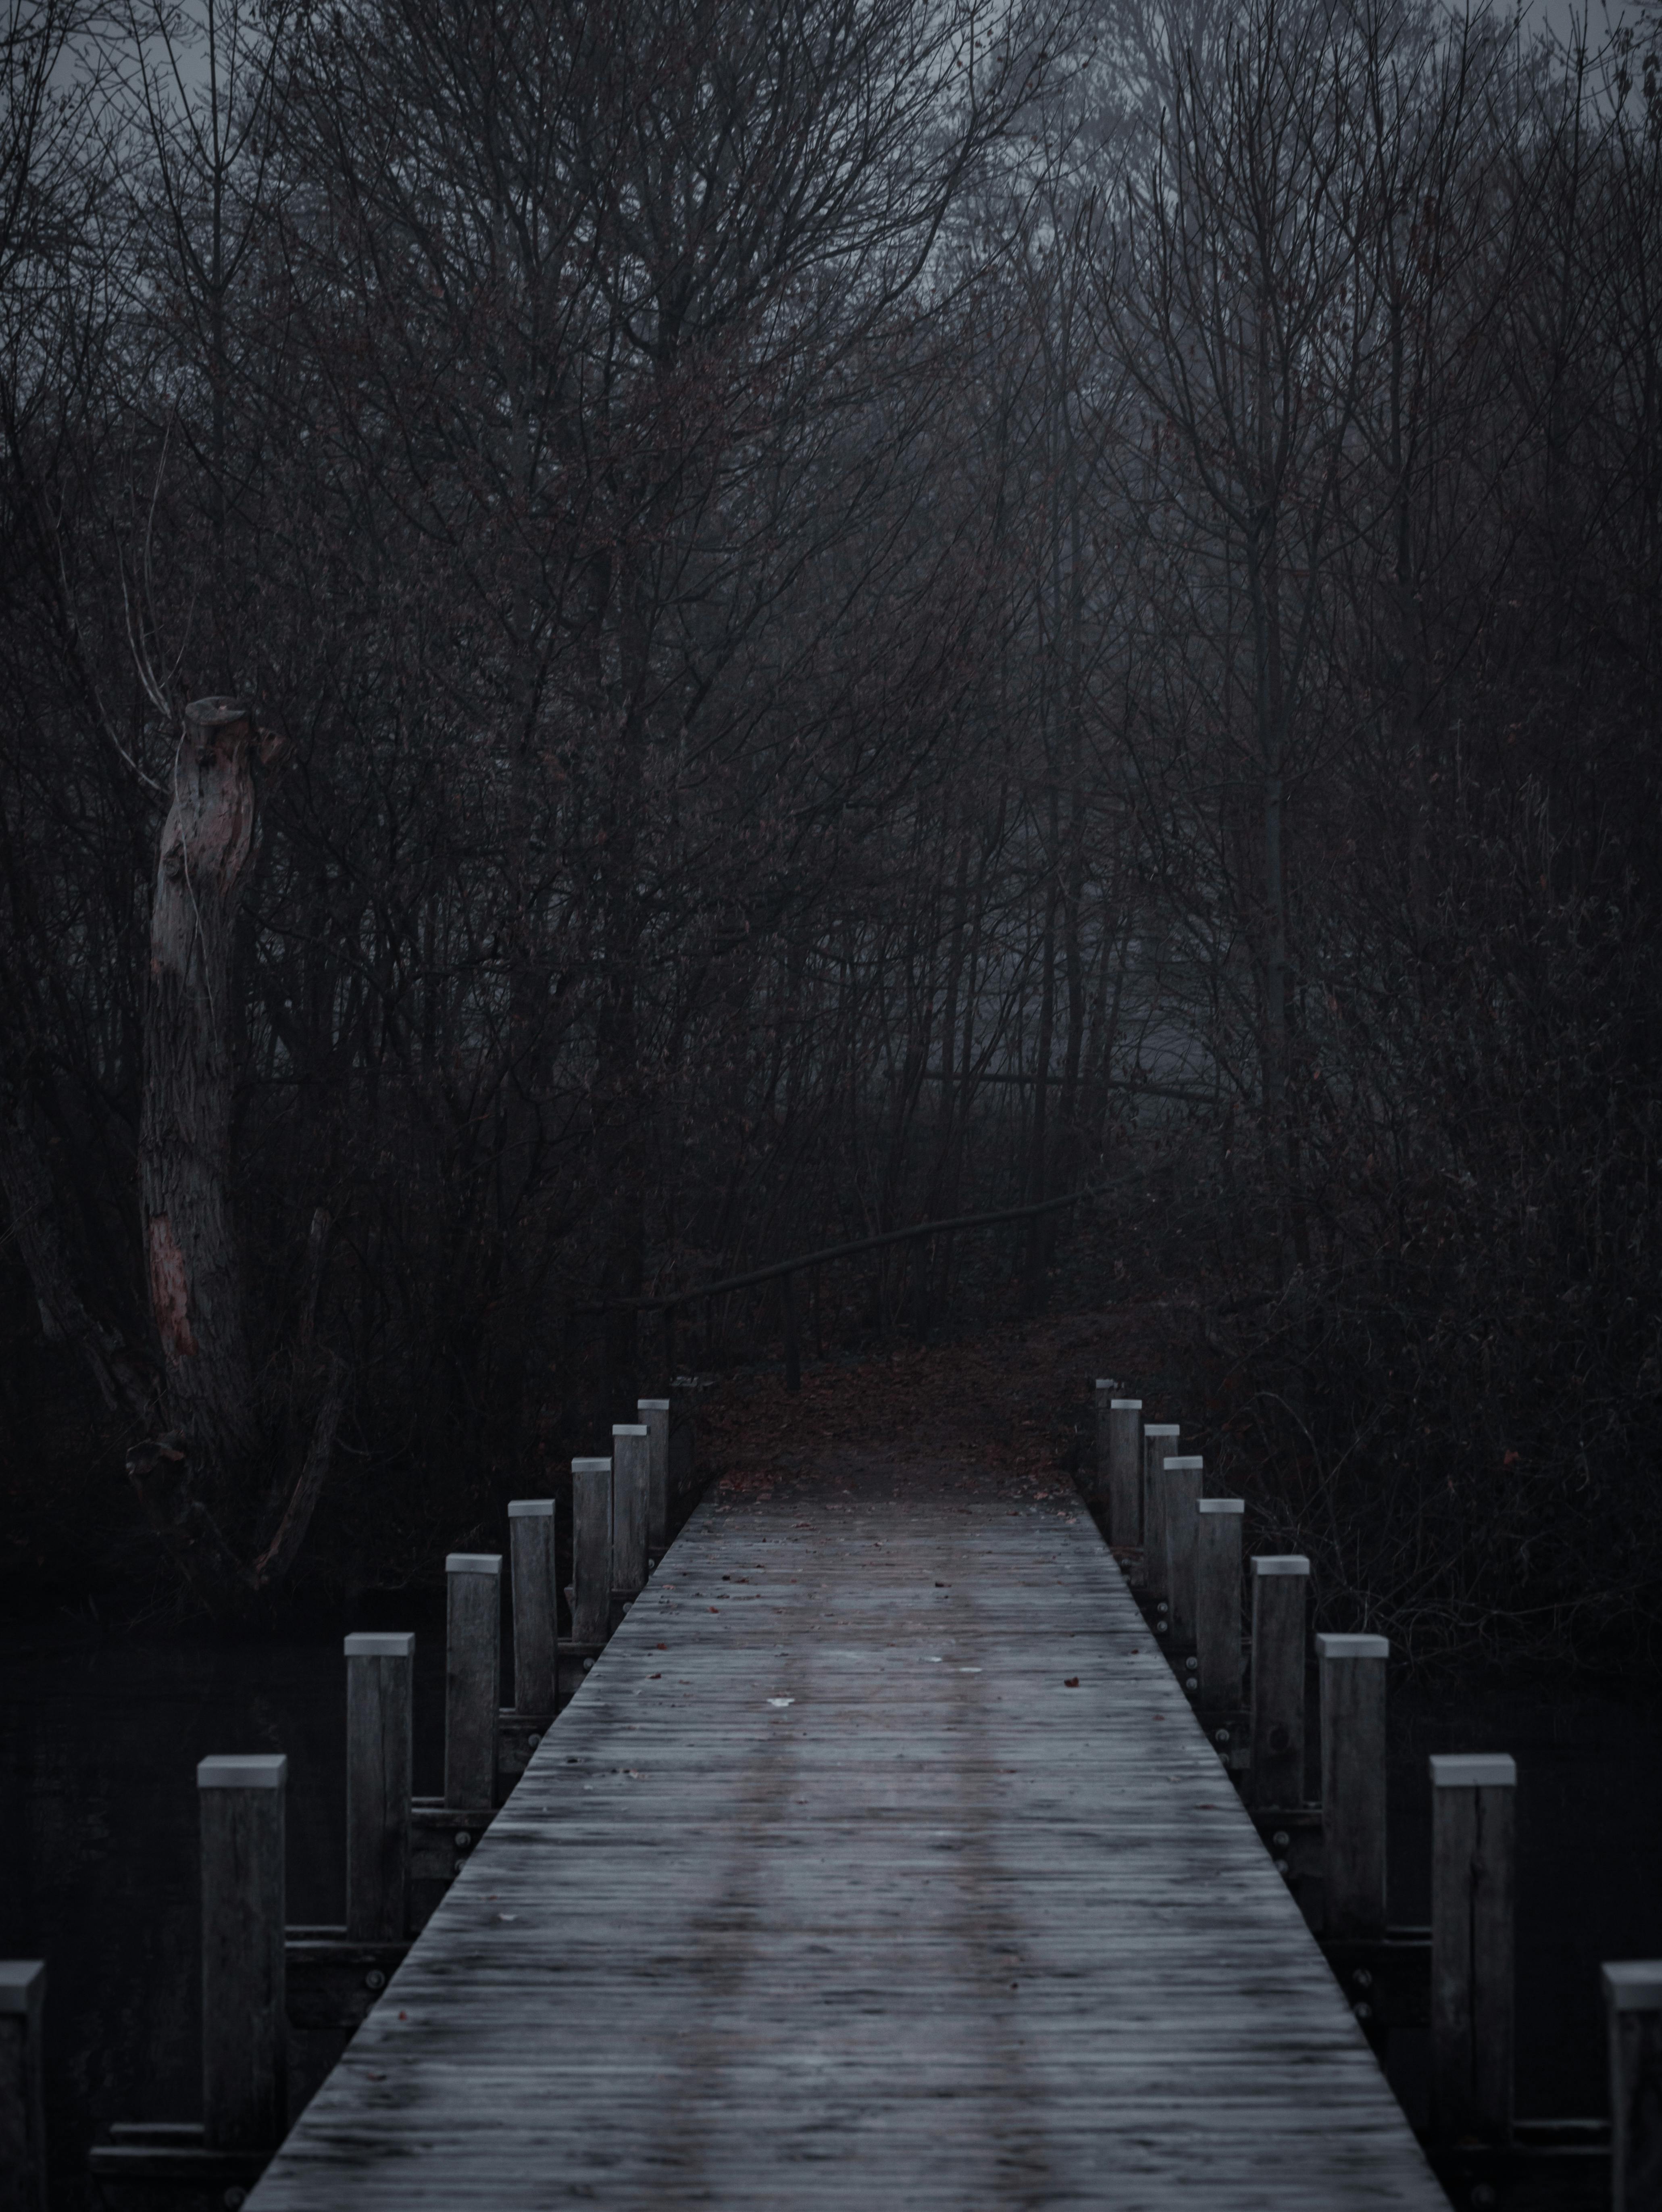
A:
[[247, 1458, 1448, 2209]]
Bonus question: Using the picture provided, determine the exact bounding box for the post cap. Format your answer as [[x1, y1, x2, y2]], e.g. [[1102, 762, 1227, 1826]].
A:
[[1316, 1632, 1389, 1659], [198, 1753, 287, 1789], [0, 1961, 45, 2014], [1430, 1752, 1516, 1788], [1162, 1455, 1203, 1470], [1110, 1398, 1142, 1409], [1198, 1497, 1245, 1515], [344, 1632, 414, 1657], [1144, 1424, 1181, 1436], [508, 1499, 554, 1518], [612, 1423, 648, 1437], [571, 1457, 612, 1473], [445, 1552, 501, 1575], [1251, 1554, 1310, 1577], [1603, 1962, 1662, 2012], [637, 1399, 671, 1410]]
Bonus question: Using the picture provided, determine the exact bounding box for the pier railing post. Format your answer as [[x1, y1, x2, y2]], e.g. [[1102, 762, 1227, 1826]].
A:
[[1107, 1397, 1142, 1545], [1604, 1962, 1662, 2209], [611, 1424, 650, 1604], [1162, 1456, 1204, 1655], [639, 1398, 671, 1551], [444, 1554, 501, 1809], [1092, 1380, 1111, 1510], [198, 1754, 287, 2151], [1316, 1633, 1389, 1938], [344, 1632, 413, 1942], [1142, 1424, 1180, 1614], [0, 1961, 46, 2212], [508, 1501, 558, 1715], [1196, 1499, 1244, 1709], [571, 1457, 612, 1644], [1249, 1555, 1309, 1807], [1429, 1752, 1516, 2146]]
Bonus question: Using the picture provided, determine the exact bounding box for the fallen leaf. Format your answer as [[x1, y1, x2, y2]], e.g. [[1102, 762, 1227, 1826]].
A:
[[1063, 1677, 1080, 1688]]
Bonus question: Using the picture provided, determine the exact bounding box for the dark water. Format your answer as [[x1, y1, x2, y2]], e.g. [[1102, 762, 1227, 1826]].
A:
[[0, 1609, 447, 2210], [1383, 1678, 1662, 2130], [3, 1618, 1659, 2206]]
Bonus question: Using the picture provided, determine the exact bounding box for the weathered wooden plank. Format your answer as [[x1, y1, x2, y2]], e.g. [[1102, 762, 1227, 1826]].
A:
[[246, 1465, 1446, 2211]]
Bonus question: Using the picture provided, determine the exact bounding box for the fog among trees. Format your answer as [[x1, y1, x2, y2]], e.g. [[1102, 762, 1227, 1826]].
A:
[[2, 0, 1658, 1653]]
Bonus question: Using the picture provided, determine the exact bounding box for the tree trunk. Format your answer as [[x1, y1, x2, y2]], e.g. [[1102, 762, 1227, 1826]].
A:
[[140, 696, 262, 1511]]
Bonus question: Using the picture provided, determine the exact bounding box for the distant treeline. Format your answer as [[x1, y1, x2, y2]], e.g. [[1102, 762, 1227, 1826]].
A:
[[0, 0, 1657, 1650]]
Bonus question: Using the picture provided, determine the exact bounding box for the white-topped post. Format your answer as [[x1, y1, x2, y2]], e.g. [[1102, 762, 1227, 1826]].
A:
[[1316, 1633, 1389, 1937], [344, 1631, 414, 1941], [197, 1753, 287, 2149], [1142, 1425, 1180, 1605], [1249, 1555, 1309, 1807], [1091, 1380, 1112, 1510], [1107, 1397, 1142, 1545], [1196, 1499, 1244, 1708], [508, 1500, 558, 1715], [612, 1424, 650, 1599], [571, 1457, 612, 1644], [0, 1961, 46, 2212], [1605, 1961, 1662, 2208], [444, 1553, 501, 1809], [1162, 1457, 1205, 1654], [1430, 1752, 1516, 2145], [638, 1399, 671, 1549]]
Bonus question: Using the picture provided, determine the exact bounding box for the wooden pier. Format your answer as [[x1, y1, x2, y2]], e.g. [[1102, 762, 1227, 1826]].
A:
[[244, 1456, 1447, 2210]]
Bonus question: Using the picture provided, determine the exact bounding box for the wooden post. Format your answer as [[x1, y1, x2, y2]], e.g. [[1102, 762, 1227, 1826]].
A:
[[1161, 1455, 1204, 1655], [1316, 1632, 1389, 1939], [508, 1501, 557, 1714], [344, 1632, 413, 1943], [1604, 1961, 1662, 2210], [1430, 1751, 1515, 2146], [1107, 1397, 1142, 1545], [782, 1270, 801, 1393], [611, 1424, 650, 1598], [571, 1457, 612, 1643], [1091, 1380, 1111, 1509], [1195, 1499, 1244, 1709], [198, 1754, 287, 2150], [1249, 1555, 1309, 1808], [638, 1399, 671, 1550], [1142, 1424, 1180, 1604], [444, 1554, 500, 1810], [0, 1962, 46, 2212]]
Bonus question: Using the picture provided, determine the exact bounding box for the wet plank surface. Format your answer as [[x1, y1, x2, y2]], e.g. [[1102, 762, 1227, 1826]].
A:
[[248, 1459, 1448, 2209]]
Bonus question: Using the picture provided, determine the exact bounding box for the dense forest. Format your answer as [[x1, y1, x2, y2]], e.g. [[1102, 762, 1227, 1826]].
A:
[[2, 0, 1659, 1653]]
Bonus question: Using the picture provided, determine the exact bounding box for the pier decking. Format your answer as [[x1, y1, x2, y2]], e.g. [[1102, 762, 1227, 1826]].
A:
[[245, 1457, 1447, 2209]]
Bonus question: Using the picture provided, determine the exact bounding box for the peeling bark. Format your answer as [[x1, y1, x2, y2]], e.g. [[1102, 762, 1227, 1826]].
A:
[[139, 696, 261, 1480]]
